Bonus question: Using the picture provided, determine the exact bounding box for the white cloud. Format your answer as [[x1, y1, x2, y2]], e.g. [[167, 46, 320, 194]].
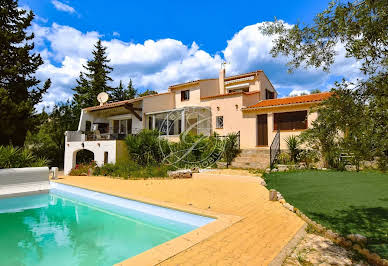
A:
[[51, 0, 75, 14], [32, 21, 363, 110], [289, 89, 310, 96], [112, 32, 120, 37]]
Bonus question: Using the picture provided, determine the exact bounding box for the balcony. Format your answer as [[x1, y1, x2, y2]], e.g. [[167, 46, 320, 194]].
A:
[[65, 128, 141, 142]]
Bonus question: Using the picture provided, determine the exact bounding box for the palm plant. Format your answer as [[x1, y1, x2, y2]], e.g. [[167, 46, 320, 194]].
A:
[[0, 145, 49, 168], [284, 135, 301, 163]]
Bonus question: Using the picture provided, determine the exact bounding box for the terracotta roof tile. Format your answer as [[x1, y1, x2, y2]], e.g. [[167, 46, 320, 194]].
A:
[[245, 92, 332, 109]]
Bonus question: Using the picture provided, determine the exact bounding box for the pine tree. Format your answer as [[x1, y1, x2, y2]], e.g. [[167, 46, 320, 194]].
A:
[[73, 40, 113, 108], [110, 79, 138, 102], [0, 0, 50, 146]]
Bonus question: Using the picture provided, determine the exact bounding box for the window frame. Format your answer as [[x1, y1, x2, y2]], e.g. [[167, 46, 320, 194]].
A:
[[273, 110, 308, 131], [181, 90, 190, 101], [216, 116, 224, 129]]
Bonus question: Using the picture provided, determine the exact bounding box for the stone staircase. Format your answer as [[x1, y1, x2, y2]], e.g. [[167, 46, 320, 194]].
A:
[[230, 149, 270, 169]]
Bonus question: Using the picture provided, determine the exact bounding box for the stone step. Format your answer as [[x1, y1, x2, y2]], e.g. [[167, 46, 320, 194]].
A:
[[233, 156, 270, 163], [239, 149, 270, 155], [230, 161, 269, 169]]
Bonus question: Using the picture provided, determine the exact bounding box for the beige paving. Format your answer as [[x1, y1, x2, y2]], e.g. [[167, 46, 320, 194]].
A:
[[56, 170, 305, 265]]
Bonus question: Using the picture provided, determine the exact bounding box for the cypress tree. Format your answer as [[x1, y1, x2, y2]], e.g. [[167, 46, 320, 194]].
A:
[[0, 0, 50, 146], [73, 40, 113, 108]]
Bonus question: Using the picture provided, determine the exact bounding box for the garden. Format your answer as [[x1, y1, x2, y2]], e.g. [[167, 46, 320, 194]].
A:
[[68, 129, 240, 179]]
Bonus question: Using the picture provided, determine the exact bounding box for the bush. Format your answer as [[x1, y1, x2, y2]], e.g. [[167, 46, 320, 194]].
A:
[[93, 159, 173, 179], [125, 129, 170, 166], [277, 152, 291, 164], [223, 132, 240, 167], [68, 161, 96, 176], [0, 145, 49, 168], [285, 135, 301, 163], [297, 149, 320, 167]]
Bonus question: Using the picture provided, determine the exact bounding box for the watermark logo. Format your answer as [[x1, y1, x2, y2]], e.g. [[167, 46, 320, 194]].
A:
[[157, 107, 225, 169]]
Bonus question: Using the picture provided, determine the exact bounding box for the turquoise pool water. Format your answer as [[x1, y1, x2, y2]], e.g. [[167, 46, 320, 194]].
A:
[[0, 185, 213, 266]]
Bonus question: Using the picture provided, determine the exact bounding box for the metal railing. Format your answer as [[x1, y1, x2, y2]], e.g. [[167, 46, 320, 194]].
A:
[[270, 129, 280, 167], [65, 128, 142, 142]]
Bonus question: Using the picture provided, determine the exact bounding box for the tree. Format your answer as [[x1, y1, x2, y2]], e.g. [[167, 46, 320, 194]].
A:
[[261, 0, 388, 169], [137, 89, 158, 97], [73, 40, 113, 108], [110, 79, 137, 101], [310, 89, 321, 94], [25, 101, 79, 167], [0, 0, 50, 146]]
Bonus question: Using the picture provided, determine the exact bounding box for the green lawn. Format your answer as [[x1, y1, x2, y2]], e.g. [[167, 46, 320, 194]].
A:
[[265, 170, 388, 259]]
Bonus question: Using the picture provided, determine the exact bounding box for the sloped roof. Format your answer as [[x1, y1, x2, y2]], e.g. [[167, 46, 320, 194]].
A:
[[244, 92, 332, 110]]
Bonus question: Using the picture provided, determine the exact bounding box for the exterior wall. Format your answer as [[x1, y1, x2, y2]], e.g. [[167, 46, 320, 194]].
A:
[[174, 86, 201, 108], [64, 140, 118, 175], [200, 95, 244, 136], [258, 72, 277, 100], [199, 79, 219, 98], [240, 104, 318, 149], [142, 92, 175, 113]]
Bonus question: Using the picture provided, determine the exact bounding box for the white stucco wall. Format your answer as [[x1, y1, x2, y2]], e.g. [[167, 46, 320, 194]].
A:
[[64, 140, 117, 175]]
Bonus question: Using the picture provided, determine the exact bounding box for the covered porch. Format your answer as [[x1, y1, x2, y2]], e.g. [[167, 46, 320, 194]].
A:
[[145, 106, 212, 137]]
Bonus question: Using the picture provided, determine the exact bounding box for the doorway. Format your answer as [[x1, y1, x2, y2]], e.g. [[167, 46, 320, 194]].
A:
[[257, 114, 268, 146]]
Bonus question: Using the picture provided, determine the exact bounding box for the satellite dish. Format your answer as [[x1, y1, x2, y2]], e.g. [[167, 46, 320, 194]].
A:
[[97, 92, 109, 106]]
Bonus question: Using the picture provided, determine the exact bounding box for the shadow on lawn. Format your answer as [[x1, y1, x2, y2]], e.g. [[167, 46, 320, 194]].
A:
[[309, 206, 388, 259]]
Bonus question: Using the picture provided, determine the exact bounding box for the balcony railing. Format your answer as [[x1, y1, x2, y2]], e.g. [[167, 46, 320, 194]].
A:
[[65, 128, 142, 142]]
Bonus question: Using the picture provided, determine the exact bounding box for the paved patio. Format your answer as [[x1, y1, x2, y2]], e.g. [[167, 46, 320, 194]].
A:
[[57, 170, 305, 265]]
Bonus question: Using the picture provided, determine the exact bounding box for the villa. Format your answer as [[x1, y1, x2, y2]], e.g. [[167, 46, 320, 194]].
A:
[[64, 69, 331, 175]]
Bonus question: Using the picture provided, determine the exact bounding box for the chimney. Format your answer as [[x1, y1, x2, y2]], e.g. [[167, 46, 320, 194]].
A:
[[219, 67, 225, 94]]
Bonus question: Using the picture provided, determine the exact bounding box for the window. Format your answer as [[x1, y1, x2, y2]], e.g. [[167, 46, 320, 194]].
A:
[[274, 111, 307, 131], [104, 152, 108, 164], [148, 116, 153, 130], [266, 89, 275, 99], [181, 90, 190, 101], [216, 116, 223, 129]]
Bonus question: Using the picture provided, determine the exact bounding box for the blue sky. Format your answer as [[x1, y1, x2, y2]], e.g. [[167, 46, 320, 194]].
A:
[[21, 0, 362, 109]]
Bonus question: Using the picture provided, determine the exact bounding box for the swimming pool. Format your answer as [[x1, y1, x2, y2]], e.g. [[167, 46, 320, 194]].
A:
[[0, 183, 214, 266]]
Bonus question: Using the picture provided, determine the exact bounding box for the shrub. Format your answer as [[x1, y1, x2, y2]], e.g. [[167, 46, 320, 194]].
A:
[[285, 135, 301, 163], [125, 129, 170, 166], [223, 132, 240, 167], [277, 152, 291, 164], [68, 161, 96, 176], [0, 145, 49, 168], [297, 149, 320, 167], [93, 159, 173, 179]]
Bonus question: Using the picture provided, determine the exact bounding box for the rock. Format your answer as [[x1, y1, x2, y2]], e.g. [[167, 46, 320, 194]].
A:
[[325, 229, 338, 240], [216, 162, 227, 169], [347, 234, 367, 246], [191, 167, 200, 173], [260, 179, 267, 186], [265, 168, 271, 173], [283, 202, 294, 212], [276, 192, 283, 199], [345, 165, 357, 171], [269, 189, 278, 201], [167, 169, 192, 179], [321, 167, 328, 170], [272, 168, 278, 172], [277, 164, 288, 172], [279, 199, 286, 204]]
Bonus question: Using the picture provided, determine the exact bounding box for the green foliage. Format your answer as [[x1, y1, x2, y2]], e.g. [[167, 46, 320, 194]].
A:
[[68, 161, 96, 176], [284, 135, 301, 163], [266, 170, 388, 258], [73, 40, 113, 108], [93, 159, 172, 179], [125, 129, 170, 166], [223, 132, 240, 167], [0, 145, 49, 168], [297, 149, 320, 167], [261, 0, 388, 170], [0, 1, 50, 146], [167, 133, 224, 168], [310, 89, 321, 94], [277, 152, 291, 164], [137, 89, 158, 97], [25, 101, 79, 167], [110, 79, 137, 102]]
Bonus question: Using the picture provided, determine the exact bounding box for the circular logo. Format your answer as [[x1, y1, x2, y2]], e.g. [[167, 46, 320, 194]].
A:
[[157, 107, 225, 169]]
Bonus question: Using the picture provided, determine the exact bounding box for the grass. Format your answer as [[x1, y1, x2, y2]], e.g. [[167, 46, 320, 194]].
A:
[[265, 170, 388, 259]]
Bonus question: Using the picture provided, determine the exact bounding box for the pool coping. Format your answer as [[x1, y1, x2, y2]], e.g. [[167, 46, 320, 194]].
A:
[[51, 180, 242, 266]]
